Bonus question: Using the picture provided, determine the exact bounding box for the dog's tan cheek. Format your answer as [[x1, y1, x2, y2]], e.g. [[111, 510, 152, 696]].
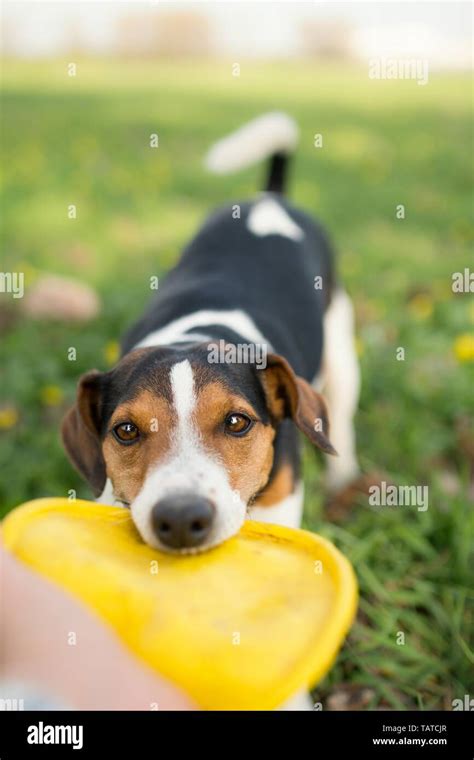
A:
[[102, 439, 149, 503], [102, 391, 175, 503], [253, 463, 295, 507], [224, 426, 275, 502]]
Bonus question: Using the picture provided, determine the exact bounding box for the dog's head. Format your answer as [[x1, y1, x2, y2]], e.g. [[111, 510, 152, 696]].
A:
[[62, 344, 335, 553]]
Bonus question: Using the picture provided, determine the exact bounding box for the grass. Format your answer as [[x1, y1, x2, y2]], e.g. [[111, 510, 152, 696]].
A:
[[1, 58, 473, 710]]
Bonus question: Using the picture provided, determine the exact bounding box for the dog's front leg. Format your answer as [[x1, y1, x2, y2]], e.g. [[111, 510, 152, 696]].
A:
[[320, 288, 361, 491], [279, 691, 315, 711], [248, 481, 304, 530]]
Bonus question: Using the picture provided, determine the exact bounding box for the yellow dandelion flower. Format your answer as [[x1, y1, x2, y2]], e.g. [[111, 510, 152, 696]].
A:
[[453, 333, 474, 363], [0, 405, 19, 429], [104, 340, 120, 367], [16, 262, 38, 283], [409, 293, 433, 320], [40, 385, 64, 406], [355, 336, 365, 357]]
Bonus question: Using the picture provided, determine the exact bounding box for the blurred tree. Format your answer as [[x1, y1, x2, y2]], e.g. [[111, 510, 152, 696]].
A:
[[300, 21, 354, 60], [117, 11, 212, 58]]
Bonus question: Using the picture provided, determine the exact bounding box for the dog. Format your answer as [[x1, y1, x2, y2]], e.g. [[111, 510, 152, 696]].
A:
[[62, 112, 361, 710], [62, 112, 360, 555]]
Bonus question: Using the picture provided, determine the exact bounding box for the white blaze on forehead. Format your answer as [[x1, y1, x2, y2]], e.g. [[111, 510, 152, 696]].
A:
[[130, 357, 246, 553], [170, 359, 196, 432]]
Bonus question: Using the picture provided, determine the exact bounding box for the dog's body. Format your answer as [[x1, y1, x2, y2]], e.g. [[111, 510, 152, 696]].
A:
[[62, 113, 361, 708], [117, 194, 335, 525]]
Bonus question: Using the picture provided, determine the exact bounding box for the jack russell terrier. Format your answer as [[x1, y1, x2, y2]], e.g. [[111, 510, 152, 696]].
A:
[[62, 113, 360, 568]]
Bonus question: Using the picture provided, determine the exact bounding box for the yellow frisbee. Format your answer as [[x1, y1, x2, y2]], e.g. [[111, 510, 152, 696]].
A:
[[2, 498, 357, 710]]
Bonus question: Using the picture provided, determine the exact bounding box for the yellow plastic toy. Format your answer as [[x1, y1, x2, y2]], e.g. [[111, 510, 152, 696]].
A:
[[2, 498, 357, 710]]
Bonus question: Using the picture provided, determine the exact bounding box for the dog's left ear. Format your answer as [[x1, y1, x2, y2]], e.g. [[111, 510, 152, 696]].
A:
[[61, 370, 107, 496], [259, 353, 337, 455]]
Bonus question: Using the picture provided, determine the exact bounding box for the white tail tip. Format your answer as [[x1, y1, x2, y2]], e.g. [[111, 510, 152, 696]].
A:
[[205, 112, 299, 175]]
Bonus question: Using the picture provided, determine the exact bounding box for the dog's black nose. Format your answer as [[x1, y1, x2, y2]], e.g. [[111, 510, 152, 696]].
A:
[[151, 494, 215, 549]]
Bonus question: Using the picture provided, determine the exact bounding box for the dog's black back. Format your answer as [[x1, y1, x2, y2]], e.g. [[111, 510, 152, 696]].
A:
[[122, 196, 336, 381]]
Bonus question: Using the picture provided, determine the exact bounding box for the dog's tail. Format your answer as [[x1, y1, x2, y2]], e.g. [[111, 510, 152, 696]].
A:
[[204, 112, 298, 194]]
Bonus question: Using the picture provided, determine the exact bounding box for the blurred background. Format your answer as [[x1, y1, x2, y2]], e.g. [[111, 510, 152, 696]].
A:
[[1, 1, 473, 710]]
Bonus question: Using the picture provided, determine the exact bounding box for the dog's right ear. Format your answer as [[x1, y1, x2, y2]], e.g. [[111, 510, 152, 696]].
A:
[[61, 370, 107, 496]]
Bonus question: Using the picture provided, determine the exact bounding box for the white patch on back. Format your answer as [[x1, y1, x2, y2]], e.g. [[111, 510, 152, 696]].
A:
[[135, 309, 270, 350], [247, 198, 304, 241], [130, 359, 247, 552]]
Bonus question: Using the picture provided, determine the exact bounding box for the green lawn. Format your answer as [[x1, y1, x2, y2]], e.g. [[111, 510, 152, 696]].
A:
[[1, 58, 473, 709]]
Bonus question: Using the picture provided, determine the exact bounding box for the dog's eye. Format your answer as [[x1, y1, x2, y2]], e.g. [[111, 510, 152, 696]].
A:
[[224, 413, 253, 437], [113, 422, 140, 444]]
